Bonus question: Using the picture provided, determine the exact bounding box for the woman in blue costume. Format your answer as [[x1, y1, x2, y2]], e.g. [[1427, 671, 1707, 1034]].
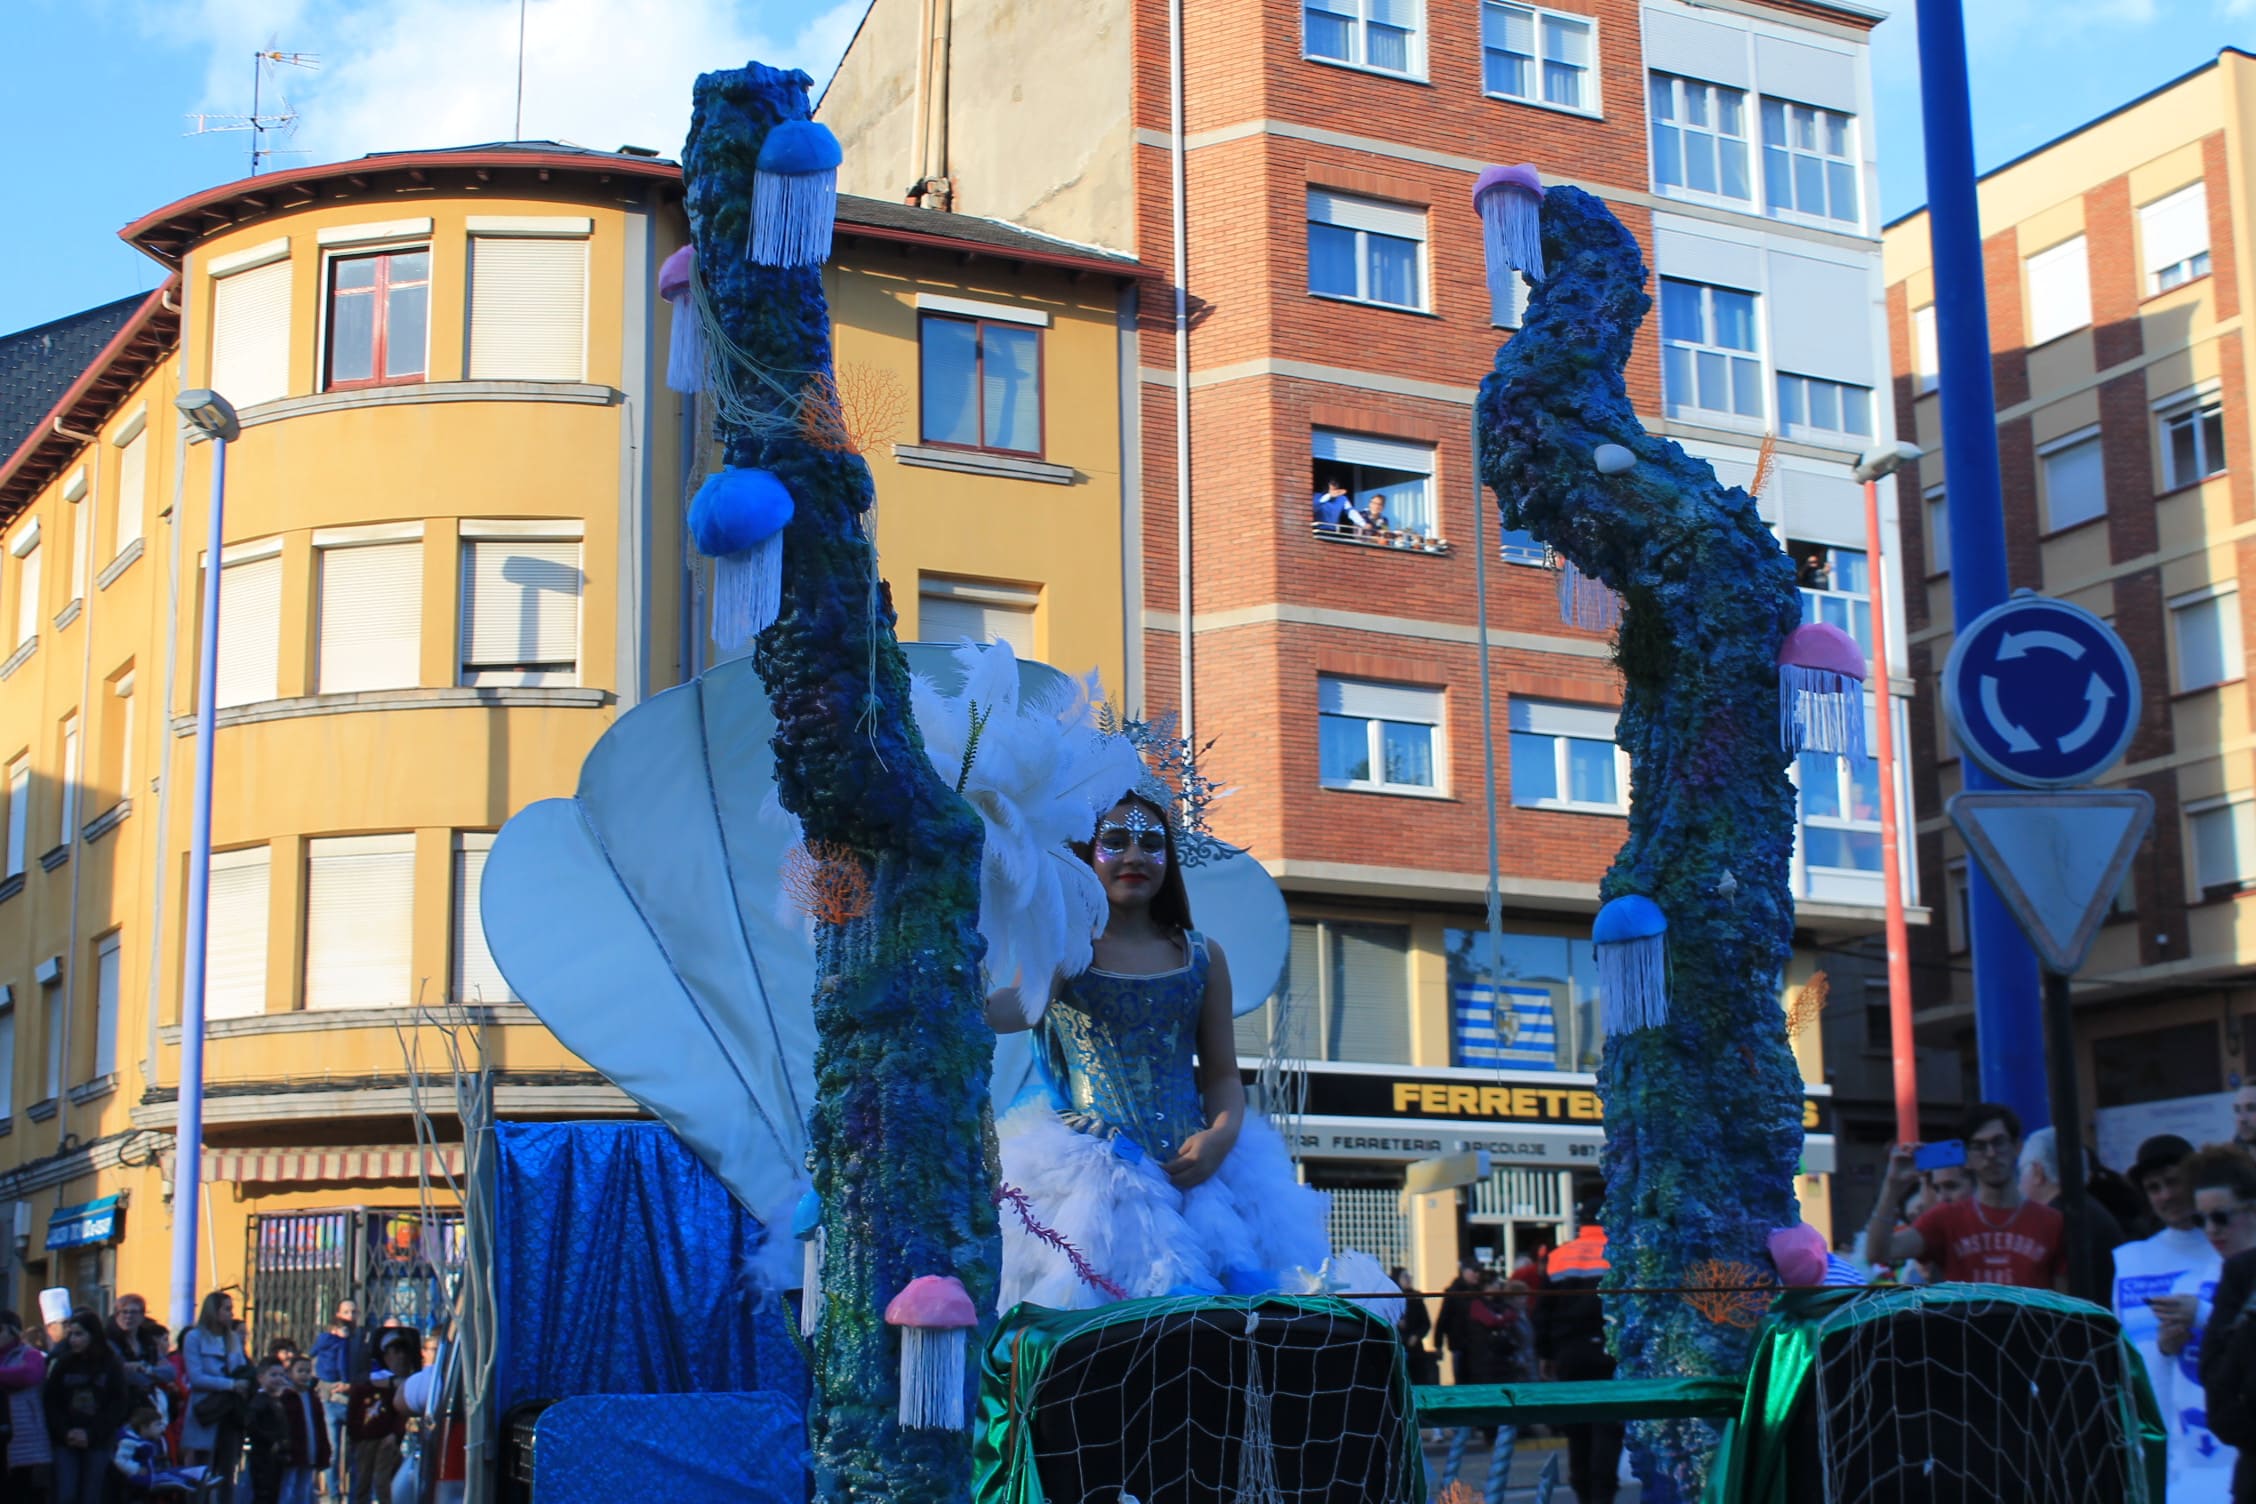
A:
[[987, 791, 1393, 1312]]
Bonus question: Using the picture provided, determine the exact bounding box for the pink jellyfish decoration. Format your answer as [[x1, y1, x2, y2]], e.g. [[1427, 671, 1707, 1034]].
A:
[[1472, 163, 1546, 309], [886, 1274, 979, 1431], [1777, 622, 1868, 767], [658, 243, 703, 396], [1767, 1223, 1829, 1288]]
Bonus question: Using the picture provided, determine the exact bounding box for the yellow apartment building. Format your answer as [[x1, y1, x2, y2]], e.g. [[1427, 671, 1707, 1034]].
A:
[[1884, 48, 2256, 1167], [0, 142, 1137, 1339]]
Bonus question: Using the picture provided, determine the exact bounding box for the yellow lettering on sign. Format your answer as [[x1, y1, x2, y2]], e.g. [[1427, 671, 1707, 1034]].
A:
[[1568, 1091, 1601, 1121], [1394, 1083, 1420, 1113], [1449, 1085, 1481, 1118], [1511, 1089, 1539, 1119], [1480, 1087, 1511, 1118], [1538, 1089, 1568, 1118], [1804, 1099, 1820, 1130]]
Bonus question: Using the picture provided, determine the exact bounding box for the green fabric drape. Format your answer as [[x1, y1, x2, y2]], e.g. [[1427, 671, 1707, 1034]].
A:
[[973, 1295, 1426, 1504], [1703, 1286, 2167, 1504]]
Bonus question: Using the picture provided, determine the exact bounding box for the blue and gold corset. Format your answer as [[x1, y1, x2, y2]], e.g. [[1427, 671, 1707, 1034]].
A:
[[1037, 930, 1211, 1164]]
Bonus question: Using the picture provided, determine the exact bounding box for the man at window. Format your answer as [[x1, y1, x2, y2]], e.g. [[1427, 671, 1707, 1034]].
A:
[[1312, 476, 1367, 534]]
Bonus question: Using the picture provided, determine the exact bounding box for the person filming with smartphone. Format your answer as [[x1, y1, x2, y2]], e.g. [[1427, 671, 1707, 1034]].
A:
[[1863, 1104, 2066, 1290]]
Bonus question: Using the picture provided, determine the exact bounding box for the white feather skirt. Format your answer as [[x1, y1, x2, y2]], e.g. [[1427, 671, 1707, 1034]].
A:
[[996, 1103, 1345, 1313]]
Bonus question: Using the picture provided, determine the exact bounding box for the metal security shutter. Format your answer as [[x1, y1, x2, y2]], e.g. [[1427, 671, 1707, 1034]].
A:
[[113, 432, 147, 551], [453, 834, 516, 1003], [918, 594, 1035, 656], [212, 260, 293, 408], [1236, 918, 1323, 1061], [460, 540, 582, 684], [205, 847, 272, 1021], [467, 237, 587, 380], [1328, 922, 1411, 1063], [1310, 429, 1434, 474], [1322, 1181, 1409, 1270], [317, 542, 423, 693], [304, 835, 414, 1010], [93, 934, 120, 1079], [1508, 698, 1616, 739], [213, 553, 283, 709], [1306, 189, 1426, 243]]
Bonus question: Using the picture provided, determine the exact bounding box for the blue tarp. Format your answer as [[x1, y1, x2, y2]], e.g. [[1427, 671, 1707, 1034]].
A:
[[532, 1393, 806, 1503], [493, 1122, 806, 1416]]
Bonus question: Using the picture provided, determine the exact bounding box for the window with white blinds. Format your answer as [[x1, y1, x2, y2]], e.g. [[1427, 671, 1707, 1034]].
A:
[[304, 834, 414, 1010], [4, 757, 25, 879], [57, 716, 77, 844], [317, 541, 423, 693], [468, 236, 588, 380], [113, 430, 147, 557], [211, 259, 293, 408], [2024, 236, 2091, 347], [2141, 182, 2211, 293], [92, 932, 120, 1080], [11, 524, 38, 649], [210, 550, 283, 709], [460, 537, 583, 685], [205, 846, 272, 1021], [453, 834, 516, 1003]]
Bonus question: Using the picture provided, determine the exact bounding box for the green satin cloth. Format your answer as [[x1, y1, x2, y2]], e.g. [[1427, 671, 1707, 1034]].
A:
[[1703, 1285, 2167, 1504], [972, 1294, 1428, 1504]]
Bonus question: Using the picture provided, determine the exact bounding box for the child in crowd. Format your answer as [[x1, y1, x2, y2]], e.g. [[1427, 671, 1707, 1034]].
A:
[[278, 1355, 331, 1504], [244, 1360, 295, 1504], [111, 1405, 202, 1497]]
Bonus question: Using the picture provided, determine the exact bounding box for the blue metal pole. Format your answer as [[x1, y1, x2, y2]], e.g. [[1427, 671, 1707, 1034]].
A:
[[1914, 0, 2048, 1127], [169, 433, 226, 1333]]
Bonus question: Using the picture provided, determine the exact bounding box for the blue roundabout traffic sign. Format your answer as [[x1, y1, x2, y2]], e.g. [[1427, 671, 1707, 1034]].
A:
[[1941, 594, 2141, 788]]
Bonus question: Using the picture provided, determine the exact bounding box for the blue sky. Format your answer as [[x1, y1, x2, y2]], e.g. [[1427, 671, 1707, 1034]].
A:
[[1, 1, 2250, 336]]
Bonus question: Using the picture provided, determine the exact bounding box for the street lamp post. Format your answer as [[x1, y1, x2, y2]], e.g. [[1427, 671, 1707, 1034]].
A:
[[1854, 440, 1925, 1148], [170, 388, 239, 1334]]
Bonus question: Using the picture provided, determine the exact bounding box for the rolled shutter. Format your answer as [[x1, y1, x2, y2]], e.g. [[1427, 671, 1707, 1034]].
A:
[[211, 261, 293, 408], [453, 835, 516, 1003], [468, 237, 588, 380], [113, 432, 147, 551], [1306, 190, 1426, 243], [917, 594, 1034, 655], [318, 542, 423, 693], [1311, 428, 1435, 474], [1328, 922, 1411, 1064], [2141, 183, 2208, 280], [304, 835, 414, 1009], [1319, 676, 1441, 724], [13, 537, 37, 648], [461, 540, 583, 681], [213, 554, 283, 709], [205, 847, 272, 1021]]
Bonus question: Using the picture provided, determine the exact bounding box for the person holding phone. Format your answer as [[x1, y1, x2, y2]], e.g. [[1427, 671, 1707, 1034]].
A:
[[1862, 1103, 2066, 1290]]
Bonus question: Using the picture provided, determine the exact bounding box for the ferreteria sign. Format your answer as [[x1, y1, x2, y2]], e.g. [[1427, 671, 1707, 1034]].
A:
[[1247, 1061, 1836, 1173]]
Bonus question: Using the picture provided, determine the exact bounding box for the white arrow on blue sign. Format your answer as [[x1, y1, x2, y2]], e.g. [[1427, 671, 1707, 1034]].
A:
[[1941, 594, 2142, 788]]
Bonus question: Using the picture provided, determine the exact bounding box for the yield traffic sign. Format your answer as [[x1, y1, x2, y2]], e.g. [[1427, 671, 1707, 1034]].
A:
[[1942, 595, 2140, 788], [1947, 789, 2154, 975]]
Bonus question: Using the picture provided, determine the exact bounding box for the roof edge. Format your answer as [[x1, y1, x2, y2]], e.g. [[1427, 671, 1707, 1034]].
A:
[[0, 280, 181, 511], [1884, 46, 2251, 232]]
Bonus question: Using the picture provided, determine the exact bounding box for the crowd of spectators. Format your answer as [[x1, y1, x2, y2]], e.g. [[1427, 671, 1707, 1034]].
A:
[[0, 1292, 434, 1504]]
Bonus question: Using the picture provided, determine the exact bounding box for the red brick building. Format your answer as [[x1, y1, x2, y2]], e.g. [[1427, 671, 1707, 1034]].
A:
[[826, 0, 1941, 1286]]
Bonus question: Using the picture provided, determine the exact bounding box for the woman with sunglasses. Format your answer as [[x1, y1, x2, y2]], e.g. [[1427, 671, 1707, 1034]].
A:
[[986, 791, 1393, 1313], [2155, 1144, 2256, 1500]]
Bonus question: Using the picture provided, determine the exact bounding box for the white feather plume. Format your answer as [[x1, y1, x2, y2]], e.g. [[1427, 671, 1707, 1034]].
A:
[[912, 640, 1142, 1025]]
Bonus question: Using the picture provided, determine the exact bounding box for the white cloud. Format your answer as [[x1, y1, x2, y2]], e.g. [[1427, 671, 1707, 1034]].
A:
[[147, 0, 866, 168]]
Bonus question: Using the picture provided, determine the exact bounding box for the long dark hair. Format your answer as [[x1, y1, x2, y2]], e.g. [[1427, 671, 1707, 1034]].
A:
[[1078, 792, 1195, 933]]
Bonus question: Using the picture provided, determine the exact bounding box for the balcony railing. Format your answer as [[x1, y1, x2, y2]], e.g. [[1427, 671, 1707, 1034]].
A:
[[1311, 521, 1452, 555]]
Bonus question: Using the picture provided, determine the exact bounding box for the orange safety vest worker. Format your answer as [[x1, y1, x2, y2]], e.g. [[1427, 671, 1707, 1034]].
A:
[[1550, 1225, 1609, 1279]]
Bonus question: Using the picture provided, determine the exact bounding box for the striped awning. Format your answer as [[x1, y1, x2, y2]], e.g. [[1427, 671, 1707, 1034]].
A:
[[165, 1144, 465, 1186]]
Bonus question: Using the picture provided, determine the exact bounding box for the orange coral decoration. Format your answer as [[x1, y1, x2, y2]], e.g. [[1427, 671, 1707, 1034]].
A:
[[782, 840, 874, 925], [1749, 429, 1779, 500], [1786, 969, 1829, 1036], [1682, 1259, 1774, 1329], [799, 364, 909, 456]]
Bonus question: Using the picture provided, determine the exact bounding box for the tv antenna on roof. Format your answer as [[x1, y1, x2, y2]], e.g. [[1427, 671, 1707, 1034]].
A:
[[185, 48, 320, 175]]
